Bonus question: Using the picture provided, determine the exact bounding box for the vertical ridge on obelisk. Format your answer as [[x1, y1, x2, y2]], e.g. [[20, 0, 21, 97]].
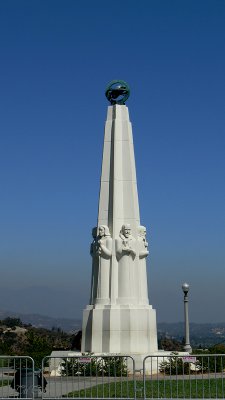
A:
[[81, 80, 158, 355], [98, 105, 140, 237]]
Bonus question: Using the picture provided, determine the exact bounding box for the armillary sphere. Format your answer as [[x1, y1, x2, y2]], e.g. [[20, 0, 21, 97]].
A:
[[105, 80, 130, 105]]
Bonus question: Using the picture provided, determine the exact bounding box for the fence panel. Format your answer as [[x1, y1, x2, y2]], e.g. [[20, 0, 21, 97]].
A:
[[0, 356, 35, 399], [42, 355, 136, 399], [2, 353, 225, 399], [143, 354, 225, 399]]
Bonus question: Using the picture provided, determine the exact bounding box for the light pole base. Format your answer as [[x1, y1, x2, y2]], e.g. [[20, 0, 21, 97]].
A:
[[183, 344, 192, 353]]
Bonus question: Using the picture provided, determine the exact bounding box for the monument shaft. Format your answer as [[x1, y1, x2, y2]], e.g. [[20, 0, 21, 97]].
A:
[[98, 105, 140, 305], [81, 103, 158, 354]]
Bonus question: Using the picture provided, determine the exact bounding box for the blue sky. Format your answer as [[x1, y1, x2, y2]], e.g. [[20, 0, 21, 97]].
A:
[[0, 0, 224, 323]]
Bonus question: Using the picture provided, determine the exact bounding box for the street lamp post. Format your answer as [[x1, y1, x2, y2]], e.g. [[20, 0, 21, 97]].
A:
[[182, 282, 192, 353]]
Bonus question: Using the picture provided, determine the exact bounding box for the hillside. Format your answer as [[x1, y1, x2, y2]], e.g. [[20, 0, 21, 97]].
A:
[[0, 310, 80, 332], [1, 309, 225, 348], [0, 317, 81, 367]]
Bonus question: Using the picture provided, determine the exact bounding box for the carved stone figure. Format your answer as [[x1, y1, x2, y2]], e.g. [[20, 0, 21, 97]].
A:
[[137, 225, 149, 305], [116, 224, 136, 260], [90, 227, 98, 304], [138, 225, 149, 259], [95, 225, 112, 304], [116, 224, 136, 302]]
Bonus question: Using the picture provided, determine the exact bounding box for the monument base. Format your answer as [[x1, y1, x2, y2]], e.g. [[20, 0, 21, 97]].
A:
[[81, 304, 158, 354], [49, 350, 190, 376], [127, 351, 177, 374]]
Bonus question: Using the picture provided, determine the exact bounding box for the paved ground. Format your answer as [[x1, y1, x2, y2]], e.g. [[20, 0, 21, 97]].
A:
[[43, 376, 131, 398], [0, 376, 132, 398], [0, 376, 122, 398], [1, 373, 225, 399]]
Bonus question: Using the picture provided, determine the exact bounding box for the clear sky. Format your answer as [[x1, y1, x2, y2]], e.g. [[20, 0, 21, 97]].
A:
[[0, 0, 224, 323]]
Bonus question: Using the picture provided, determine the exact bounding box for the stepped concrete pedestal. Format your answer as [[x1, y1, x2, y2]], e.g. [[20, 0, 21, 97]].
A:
[[82, 304, 157, 354], [81, 100, 158, 359]]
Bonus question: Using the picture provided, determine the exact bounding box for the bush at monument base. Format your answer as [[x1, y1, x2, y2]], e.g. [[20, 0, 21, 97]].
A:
[[61, 356, 128, 376]]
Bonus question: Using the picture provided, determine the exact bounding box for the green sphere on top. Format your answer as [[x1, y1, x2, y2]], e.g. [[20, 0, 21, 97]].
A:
[[105, 80, 130, 105]]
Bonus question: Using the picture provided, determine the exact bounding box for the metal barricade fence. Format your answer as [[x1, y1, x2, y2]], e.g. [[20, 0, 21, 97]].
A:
[[42, 355, 136, 399], [0, 356, 35, 399], [143, 354, 225, 399], [2, 353, 225, 399]]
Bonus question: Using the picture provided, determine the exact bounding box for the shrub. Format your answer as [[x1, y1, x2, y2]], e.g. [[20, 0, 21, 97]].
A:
[[159, 353, 194, 375], [61, 356, 127, 377]]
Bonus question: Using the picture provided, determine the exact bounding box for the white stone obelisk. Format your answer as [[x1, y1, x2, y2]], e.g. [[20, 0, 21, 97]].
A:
[[81, 100, 158, 355]]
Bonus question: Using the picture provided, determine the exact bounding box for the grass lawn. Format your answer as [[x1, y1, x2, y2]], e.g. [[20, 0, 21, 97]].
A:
[[64, 378, 225, 398]]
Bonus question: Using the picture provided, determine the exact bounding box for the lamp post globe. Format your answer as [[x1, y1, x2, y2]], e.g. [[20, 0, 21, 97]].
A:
[[182, 282, 189, 295]]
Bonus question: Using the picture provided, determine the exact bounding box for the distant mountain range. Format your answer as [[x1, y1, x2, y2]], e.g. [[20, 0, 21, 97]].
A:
[[158, 322, 225, 347], [1, 309, 225, 347], [0, 309, 81, 332]]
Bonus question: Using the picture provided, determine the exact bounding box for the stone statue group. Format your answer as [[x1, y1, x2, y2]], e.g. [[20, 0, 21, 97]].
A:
[[90, 224, 149, 306]]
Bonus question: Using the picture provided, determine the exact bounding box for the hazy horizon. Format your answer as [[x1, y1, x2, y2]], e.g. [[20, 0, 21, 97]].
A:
[[0, 283, 225, 324]]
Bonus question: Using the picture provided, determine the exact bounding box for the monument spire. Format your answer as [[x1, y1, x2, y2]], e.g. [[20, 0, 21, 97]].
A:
[[98, 104, 140, 237], [81, 80, 158, 355]]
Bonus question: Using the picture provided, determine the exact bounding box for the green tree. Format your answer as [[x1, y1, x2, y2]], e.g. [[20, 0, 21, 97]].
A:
[[197, 344, 225, 373], [24, 330, 52, 368], [2, 317, 23, 328]]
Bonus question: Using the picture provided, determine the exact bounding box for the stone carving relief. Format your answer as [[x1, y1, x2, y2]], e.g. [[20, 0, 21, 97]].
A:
[[96, 225, 112, 259], [116, 224, 136, 260], [90, 225, 112, 304], [137, 225, 149, 305], [90, 224, 149, 305], [138, 225, 149, 259], [90, 226, 98, 304], [116, 224, 136, 301]]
